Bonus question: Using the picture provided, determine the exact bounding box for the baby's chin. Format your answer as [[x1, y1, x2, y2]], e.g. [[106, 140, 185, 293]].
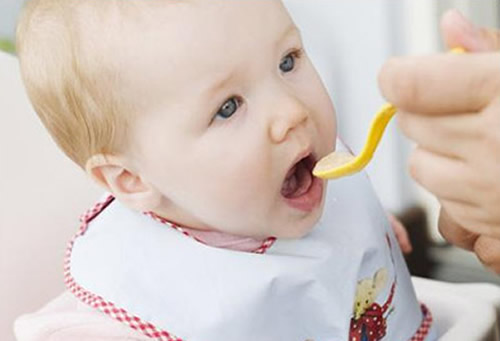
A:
[[272, 202, 326, 240]]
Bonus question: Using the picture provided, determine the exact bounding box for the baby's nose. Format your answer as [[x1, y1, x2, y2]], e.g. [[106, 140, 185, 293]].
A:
[[268, 96, 309, 144]]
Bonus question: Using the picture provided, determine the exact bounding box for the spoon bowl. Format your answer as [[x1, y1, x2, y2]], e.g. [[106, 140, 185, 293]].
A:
[[313, 103, 396, 179]]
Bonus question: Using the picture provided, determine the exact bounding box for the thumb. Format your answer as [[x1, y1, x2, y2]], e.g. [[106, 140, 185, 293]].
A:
[[441, 9, 500, 52], [438, 207, 478, 251]]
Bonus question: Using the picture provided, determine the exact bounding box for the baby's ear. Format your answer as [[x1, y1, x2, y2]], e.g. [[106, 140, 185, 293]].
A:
[[85, 154, 161, 212]]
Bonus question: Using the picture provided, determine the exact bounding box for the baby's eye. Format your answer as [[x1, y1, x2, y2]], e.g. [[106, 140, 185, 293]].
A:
[[279, 48, 303, 73], [214, 96, 241, 120]]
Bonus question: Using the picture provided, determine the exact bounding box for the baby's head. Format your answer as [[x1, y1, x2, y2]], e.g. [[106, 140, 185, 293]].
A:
[[17, 0, 336, 239]]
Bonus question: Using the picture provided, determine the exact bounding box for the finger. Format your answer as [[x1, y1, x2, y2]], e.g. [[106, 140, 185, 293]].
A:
[[397, 111, 481, 159], [441, 204, 500, 274], [378, 53, 500, 114], [438, 207, 478, 251], [388, 214, 413, 254], [473, 234, 500, 274], [441, 9, 500, 52], [408, 147, 479, 204], [440, 199, 500, 238]]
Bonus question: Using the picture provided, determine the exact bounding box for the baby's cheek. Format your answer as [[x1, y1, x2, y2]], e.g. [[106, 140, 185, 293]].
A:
[[208, 158, 265, 201], [224, 168, 269, 205], [303, 65, 337, 145], [322, 104, 337, 145]]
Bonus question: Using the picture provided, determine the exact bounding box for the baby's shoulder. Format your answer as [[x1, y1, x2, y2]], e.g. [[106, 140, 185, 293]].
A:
[[13, 291, 149, 341]]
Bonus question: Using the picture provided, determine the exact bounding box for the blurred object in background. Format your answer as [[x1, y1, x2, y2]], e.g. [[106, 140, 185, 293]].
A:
[[0, 0, 23, 41], [0, 39, 15, 54], [398, 206, 500, 286], [0, 0, 21, 55]]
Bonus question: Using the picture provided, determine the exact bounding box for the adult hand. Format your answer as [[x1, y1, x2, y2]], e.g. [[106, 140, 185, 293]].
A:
[[378, 9, 500, 272]]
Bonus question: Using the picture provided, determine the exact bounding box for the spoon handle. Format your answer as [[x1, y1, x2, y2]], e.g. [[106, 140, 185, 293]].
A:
[[313, 47, 466, 180]]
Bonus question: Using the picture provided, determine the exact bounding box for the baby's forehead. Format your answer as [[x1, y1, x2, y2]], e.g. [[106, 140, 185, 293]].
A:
[[105, 0, 294, 108], [115, 0, 291, 54]]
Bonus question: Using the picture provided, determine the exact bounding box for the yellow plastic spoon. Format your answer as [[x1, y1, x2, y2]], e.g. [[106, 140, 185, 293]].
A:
[[313, 103, 396, 179], [313, 47, 465, 180]]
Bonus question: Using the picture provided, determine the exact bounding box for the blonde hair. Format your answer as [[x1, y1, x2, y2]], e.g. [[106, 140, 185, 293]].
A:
[[16, 0, 133, 168]]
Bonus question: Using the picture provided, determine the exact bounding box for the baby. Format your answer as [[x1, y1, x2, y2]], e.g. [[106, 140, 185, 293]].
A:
[[14, 0, 435, 340]]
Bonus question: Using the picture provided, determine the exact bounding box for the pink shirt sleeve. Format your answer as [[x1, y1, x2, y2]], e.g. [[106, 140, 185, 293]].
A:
[[14, 291, 151, 341]]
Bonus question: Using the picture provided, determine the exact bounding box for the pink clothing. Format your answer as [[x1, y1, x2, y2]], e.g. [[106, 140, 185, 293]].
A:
[[14, 224, 263, 340], [14, 291, 150, 341], [170, 226, 265, 253]]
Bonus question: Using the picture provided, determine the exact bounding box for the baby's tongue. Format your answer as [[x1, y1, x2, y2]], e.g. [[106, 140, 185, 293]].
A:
[[281, 172, 298, 197], [281, 161, 311, 198]]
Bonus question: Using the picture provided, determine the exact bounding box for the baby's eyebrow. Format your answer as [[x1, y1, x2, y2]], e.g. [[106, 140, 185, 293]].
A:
[[206, 24, 299, 97], [207, 70, 238, 98], [276, 24, 300, 46]]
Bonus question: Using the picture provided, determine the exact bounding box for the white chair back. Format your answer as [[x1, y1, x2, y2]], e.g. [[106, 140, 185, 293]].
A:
[[0, 51, 102, 341]]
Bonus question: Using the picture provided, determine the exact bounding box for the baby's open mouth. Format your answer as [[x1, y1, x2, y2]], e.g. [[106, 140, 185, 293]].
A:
[[281, 154, 316, 198]]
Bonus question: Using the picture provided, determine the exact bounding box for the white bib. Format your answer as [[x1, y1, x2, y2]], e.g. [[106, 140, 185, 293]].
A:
[[67, 146, 435, 341]]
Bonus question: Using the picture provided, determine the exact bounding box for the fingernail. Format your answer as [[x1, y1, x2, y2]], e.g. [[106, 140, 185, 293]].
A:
[[450, 9, 490, 50], [452, 9, 480, 37]]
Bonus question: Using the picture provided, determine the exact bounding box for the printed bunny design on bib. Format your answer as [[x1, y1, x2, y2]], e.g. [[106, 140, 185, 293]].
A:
[[349, 268, 396, 341]]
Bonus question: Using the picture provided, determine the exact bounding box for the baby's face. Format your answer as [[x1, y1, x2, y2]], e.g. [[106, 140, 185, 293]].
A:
[[119, 0, 336, 239]]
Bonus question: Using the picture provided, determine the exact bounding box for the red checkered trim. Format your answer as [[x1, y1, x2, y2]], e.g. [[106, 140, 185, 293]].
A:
[[253, 236, 277, 254], [65, 196, 276, 340], [65, 196, 428, 340], [76, 194, 115, 235], [410, 304, 433, 341], [145, 211, 276, 254], [145, 211, 207, 244], [64, 195, 183, 341]]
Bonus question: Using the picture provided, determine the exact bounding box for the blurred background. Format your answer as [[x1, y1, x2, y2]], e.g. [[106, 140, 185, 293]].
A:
[[1, 1, 499, 340]]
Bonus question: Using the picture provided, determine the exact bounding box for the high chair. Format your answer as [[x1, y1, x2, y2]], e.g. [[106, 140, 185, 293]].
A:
[[413, 277, 500, 340]]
